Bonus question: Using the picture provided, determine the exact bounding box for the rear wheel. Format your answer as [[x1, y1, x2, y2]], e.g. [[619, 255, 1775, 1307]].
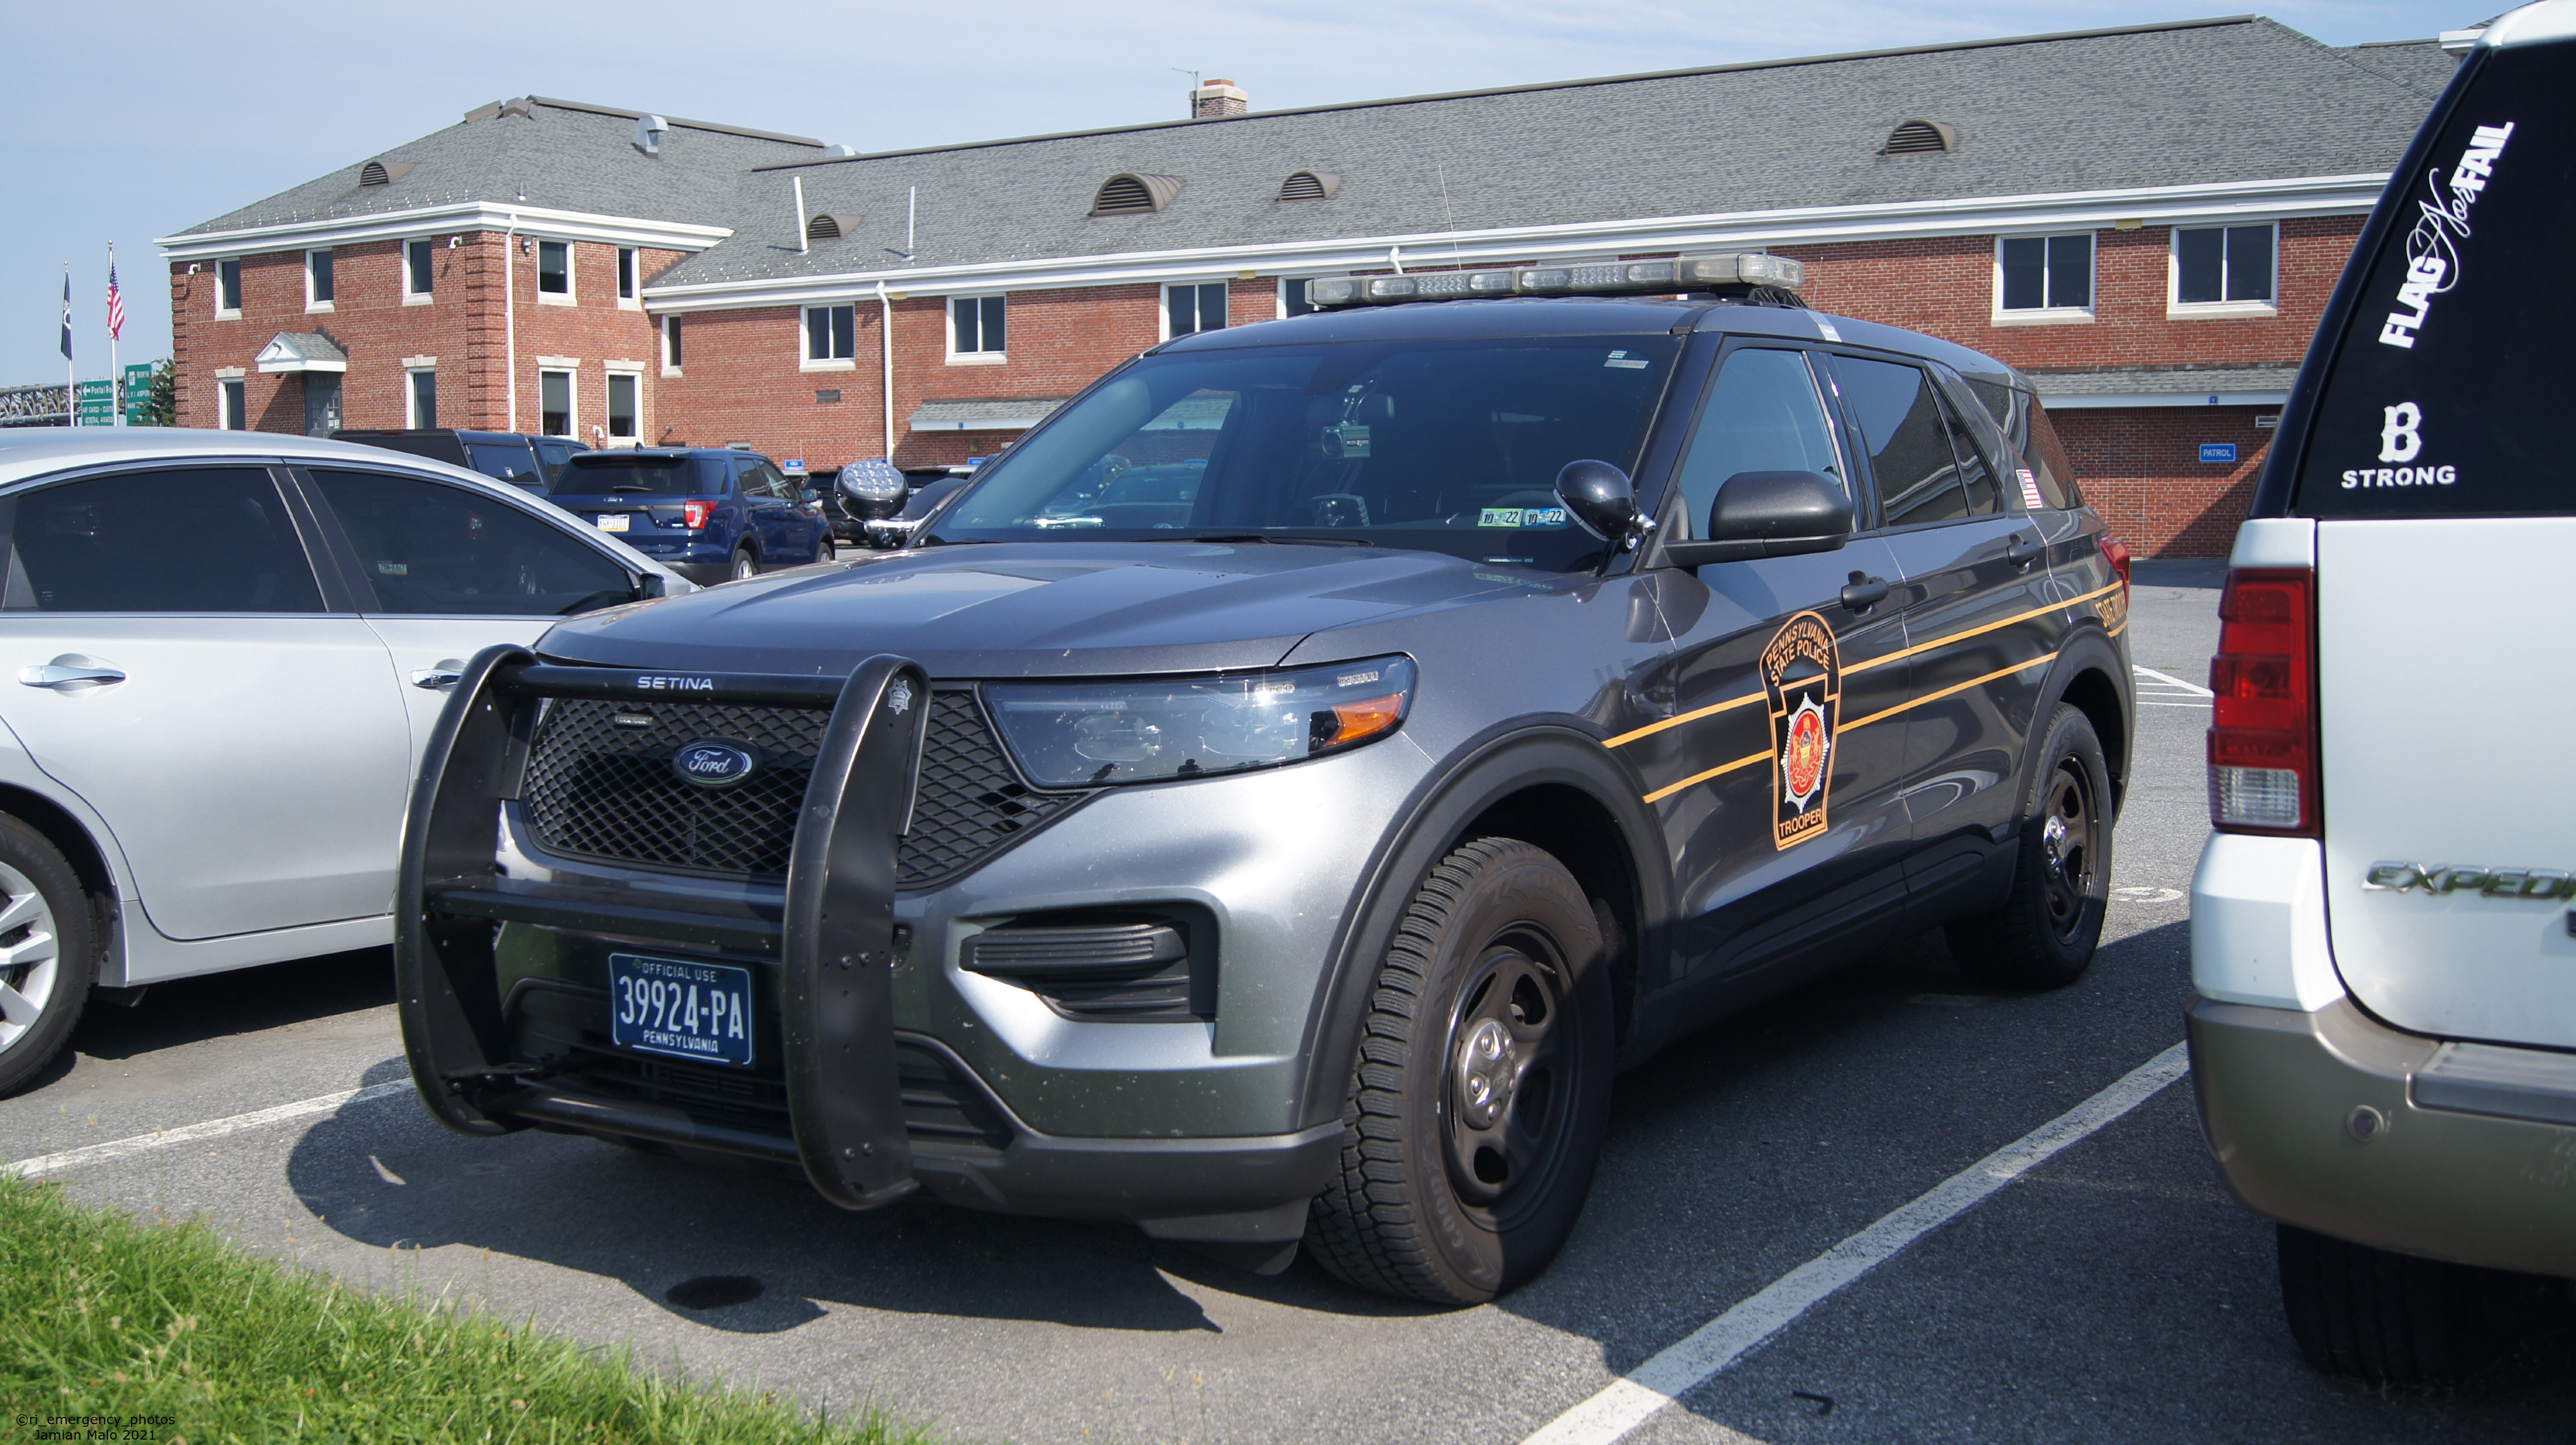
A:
[[2276, 1224, 2534, 1385], [729, 547, 759, 582], [1305, 837, 1614, 1305], [0, 815, 97, 1098], [1947, 704, 2110, 989]]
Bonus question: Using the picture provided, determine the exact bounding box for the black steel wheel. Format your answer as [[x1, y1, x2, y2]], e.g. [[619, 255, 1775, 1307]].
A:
[[1306, 837, 1614, 1305], [1947, 703, 2111, 989]]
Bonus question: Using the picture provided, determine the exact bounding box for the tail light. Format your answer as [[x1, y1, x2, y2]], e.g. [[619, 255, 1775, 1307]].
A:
[[2098, 533, 2133, 591], [2207, 568, 2318, 835], [681, 500, 714, 531]]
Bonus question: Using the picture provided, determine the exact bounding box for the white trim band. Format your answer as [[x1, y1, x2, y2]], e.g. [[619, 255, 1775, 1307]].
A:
[[160, 203, 732, 262]]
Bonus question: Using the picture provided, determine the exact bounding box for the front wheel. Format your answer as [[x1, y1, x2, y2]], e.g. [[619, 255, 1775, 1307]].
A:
[[1305, 837, 1615, 1305], [1947, 703, 2111, 989], [0, 814, 97, 1098]]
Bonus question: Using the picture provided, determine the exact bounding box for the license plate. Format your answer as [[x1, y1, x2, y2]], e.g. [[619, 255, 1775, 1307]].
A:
[[608, 953, 754, 1067], [594, 513, 630, 532]]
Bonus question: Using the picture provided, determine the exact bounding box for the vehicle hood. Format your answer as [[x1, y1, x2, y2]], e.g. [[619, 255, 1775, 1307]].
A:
[[537, 541, 1557, 678]]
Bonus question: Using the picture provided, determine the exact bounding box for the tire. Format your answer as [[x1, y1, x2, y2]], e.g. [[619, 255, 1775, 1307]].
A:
[[0, 814, 97, 1098], [1945, 703, 2111, 989], [728, 547, 759, 582], [2277, 1224, 2522, 1385], [1305, 837, 1615, 1305]]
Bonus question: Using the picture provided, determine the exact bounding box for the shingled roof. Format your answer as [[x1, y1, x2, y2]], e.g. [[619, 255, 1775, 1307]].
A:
[[655, 15, 2449, 289], [171, 97, 824, 239]]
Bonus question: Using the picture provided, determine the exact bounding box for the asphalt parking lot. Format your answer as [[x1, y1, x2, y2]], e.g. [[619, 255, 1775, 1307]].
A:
[[7, 557, 2571, 1444]]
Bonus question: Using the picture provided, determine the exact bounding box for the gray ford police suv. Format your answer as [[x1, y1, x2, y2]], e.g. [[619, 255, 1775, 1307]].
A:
[[398, 258, 2134, 1303]]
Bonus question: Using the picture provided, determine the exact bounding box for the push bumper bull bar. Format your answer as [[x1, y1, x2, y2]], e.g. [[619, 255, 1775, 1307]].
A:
[[394, 643, 932, 1210]]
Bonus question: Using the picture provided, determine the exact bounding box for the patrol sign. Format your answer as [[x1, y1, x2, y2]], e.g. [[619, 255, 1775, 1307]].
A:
[[2200, 443, 2239, 464]]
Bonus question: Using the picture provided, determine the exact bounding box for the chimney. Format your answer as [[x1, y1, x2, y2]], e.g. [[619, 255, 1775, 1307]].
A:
[[1191, 78, 1248, 119]]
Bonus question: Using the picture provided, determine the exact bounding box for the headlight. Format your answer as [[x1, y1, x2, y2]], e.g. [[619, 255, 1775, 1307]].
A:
[[985, 656, 1416, 788]]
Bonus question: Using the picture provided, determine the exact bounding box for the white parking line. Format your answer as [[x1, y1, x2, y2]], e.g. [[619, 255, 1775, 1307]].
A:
[[1521, 1043, 2189, 1445], [3, 1080, 413, 1179], [2132, 665, 2214, 708]]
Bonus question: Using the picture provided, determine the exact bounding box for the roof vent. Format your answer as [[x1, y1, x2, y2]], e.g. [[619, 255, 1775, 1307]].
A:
[[1882, 119, 1955, 155], [822, 143, 858, 159], [635, 114, 669, 155], [1278, 170, 1340, 202], [1092, 173, 1183, 216], [358, 160, 414, 187], [806, 212, 861, 242]]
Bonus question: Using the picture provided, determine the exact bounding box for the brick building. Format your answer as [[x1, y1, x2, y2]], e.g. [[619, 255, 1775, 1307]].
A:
[[159, 17, 2460, 555]]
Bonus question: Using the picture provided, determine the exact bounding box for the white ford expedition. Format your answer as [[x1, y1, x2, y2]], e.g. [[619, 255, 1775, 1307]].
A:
[[2188, 1, 2576, 1384]]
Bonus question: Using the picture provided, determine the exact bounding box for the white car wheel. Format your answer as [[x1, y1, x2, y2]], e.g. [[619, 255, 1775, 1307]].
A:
[[0, 816, 95, 1097], [0, 860, 62, 1057]]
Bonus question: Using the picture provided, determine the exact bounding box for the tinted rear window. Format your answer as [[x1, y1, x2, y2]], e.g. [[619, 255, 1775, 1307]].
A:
[[2294, 42, 2573, 517], [1965, 379, 2084, 510], [557, 456, 728, 496]]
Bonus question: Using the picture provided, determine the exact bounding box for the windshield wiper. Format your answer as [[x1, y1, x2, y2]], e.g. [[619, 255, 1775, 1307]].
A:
[[1140, 533, 1373, 547]]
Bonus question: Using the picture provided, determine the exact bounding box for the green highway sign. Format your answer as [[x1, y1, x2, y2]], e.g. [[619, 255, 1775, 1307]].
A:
[[124, 364, 154, 425], [72, 378, 114, 425]]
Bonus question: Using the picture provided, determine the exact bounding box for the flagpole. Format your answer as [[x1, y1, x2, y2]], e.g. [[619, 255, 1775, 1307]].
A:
[[108, 242, 121, 427], [62, 264, 74, 429]]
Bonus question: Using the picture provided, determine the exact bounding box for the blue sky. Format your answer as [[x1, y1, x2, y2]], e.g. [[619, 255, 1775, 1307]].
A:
[[3, 0, 2488, 385]]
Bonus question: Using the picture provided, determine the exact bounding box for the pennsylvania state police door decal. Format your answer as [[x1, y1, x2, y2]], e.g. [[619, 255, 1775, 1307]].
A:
[[1762, 611, 1841, 849]]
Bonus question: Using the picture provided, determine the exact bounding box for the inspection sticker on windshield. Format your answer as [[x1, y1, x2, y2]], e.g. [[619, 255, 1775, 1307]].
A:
[[1603, 350, 1652, 370], [1478, 506, 1571, 529], [609, 953, 754, 1067]]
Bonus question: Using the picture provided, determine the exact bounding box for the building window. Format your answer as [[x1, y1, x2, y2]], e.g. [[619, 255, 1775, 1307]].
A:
[[950, 295, 1006, 360], [219, 378, 246, 430], [606, 373, 639, 440], [661, 315, 683, 374], [215, 258, 243, 314], [537, 240, 571, 299], [406, 239, 435, 301], [616, 247, 638, 305], [804, 305, 856, 364], [2172, 223, 2277, 315], [539, 369, 573, 435], [306, 250, 335, 310], [1281, 278, 1321, 318], [407, 369, 437, 429], [1996, 233, 2093, 320], [1166, 282, 1228, 337]]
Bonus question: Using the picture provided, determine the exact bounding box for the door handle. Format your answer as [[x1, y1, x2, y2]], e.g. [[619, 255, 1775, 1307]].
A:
[[411, 667, 465, 690], [2006, 535, 2046, 568], [1839, 574, 1892, 612], [18, 663, 126, 690]]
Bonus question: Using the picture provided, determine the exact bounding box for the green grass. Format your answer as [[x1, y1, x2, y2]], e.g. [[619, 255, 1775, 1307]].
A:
[[0, 1173, 930, 1444]]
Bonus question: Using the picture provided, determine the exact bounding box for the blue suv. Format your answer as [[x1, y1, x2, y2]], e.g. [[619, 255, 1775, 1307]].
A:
[[549, 449, 832, 584]]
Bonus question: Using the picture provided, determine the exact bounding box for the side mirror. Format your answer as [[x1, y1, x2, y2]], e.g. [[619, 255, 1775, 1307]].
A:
[[1554, 459, 1649, 547], [800, 487, 822, 504], [637, 573, 669, 599], [1662, 470, 1854, 568]]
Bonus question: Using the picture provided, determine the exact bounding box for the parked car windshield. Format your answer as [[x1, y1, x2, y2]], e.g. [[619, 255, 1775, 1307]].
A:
[[925, 336, 1679, 570], [555, 455, 729, 497]]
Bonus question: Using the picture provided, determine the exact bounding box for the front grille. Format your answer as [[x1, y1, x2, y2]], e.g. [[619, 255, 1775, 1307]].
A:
[[519, 688, 1086, 888]]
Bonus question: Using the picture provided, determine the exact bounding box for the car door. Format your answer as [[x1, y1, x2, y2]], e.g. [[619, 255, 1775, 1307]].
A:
[[1819, 352, 2059, 902], [733, 456, 792, 560], [1625, 341, 1915, 978], [0, 464, 411, 940], [294, 465, 647, 753]]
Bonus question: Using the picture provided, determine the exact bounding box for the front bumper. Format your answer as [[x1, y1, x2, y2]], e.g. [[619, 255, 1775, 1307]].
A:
[[2189, 996, 2576, 1279], [396, 649, 1375, 1240]]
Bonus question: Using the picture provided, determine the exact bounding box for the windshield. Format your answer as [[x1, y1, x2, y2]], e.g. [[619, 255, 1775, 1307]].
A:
[[465, 443, 538, 485], [555, 456, 728, 497], [926, 336, 1679, 569]]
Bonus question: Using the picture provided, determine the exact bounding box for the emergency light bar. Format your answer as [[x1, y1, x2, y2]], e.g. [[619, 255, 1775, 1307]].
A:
[[1305, 253, 1805, 308]]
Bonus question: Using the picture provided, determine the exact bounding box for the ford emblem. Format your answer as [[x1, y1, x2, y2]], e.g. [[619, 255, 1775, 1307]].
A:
[[672, 739, 758, 788]]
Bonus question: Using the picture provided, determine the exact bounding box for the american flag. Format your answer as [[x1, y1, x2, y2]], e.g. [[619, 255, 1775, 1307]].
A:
[[105, 262, 124, 341]]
